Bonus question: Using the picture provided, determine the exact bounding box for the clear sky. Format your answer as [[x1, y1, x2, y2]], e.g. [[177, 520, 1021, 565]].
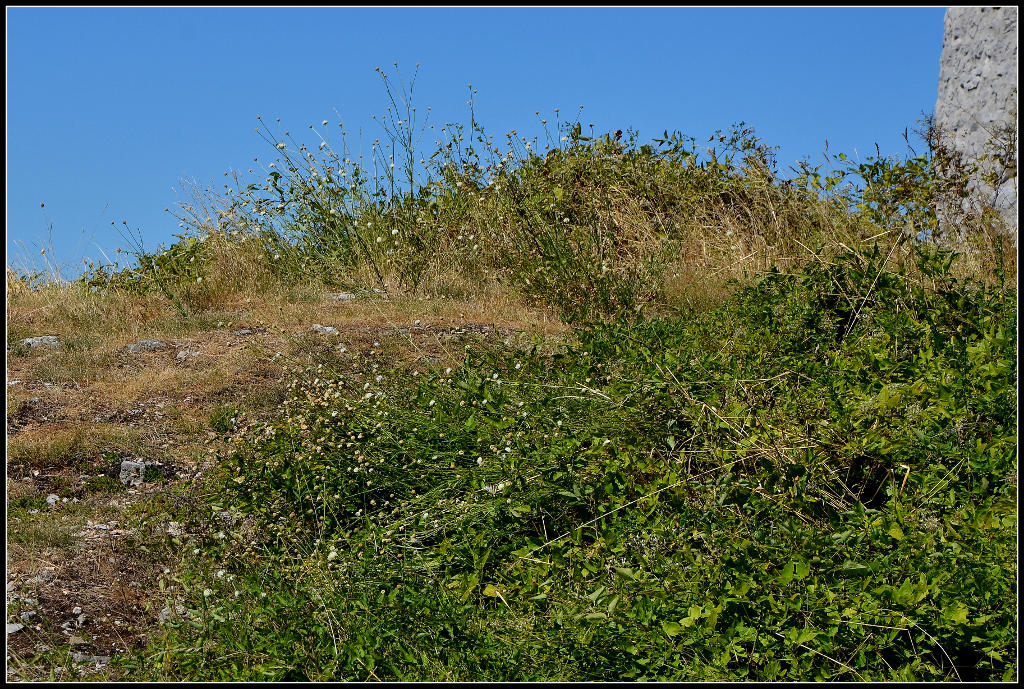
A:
[[7, 6, 948, 278]]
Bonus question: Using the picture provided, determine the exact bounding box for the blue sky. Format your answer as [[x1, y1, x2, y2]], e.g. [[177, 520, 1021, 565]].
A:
[[7, 7, 947, 278]]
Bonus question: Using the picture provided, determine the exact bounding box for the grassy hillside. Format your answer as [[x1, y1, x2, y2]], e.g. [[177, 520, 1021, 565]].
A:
[[6, 80, 1017, 681]]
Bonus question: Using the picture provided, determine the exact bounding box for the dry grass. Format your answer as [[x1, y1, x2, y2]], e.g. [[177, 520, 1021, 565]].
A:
[[6, 424, 143, 471]]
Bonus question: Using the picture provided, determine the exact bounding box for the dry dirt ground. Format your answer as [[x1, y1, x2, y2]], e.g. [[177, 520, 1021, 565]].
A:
[[6, 290, 564, 680]]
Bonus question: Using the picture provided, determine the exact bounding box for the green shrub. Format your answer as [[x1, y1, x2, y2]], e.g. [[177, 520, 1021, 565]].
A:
[[135, 240, 1016, 681]]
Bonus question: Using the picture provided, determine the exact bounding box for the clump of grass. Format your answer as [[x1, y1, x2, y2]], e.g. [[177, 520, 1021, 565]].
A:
[[7, 424, 143, 470], [10, 495, 48, 512], [83, 474, 125, 496], [208, 405, 238, 434]]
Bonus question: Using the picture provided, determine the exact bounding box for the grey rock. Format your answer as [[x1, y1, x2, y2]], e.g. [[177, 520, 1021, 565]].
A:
[[19, 336, 60, 350], [157, 603, 187, 624], [27, 571, 54, 585], [216, 510, 237, 527], [71, 652, 111, 666], [119, 460, 148, 487], [7, 623, 24, 635], [127, 339, 167, 353], [311, 324, 339, 335], [936, 7, 1018, 239]]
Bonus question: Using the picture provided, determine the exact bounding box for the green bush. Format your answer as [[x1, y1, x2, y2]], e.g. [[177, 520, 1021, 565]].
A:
[[135, 240, 1016, 681]]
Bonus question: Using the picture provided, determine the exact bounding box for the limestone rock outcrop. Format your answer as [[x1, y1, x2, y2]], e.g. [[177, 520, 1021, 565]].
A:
[[936, 7, 1018, 237]]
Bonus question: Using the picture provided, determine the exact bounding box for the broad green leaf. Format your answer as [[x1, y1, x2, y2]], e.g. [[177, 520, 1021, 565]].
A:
[[662, 620, 683, 637]]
